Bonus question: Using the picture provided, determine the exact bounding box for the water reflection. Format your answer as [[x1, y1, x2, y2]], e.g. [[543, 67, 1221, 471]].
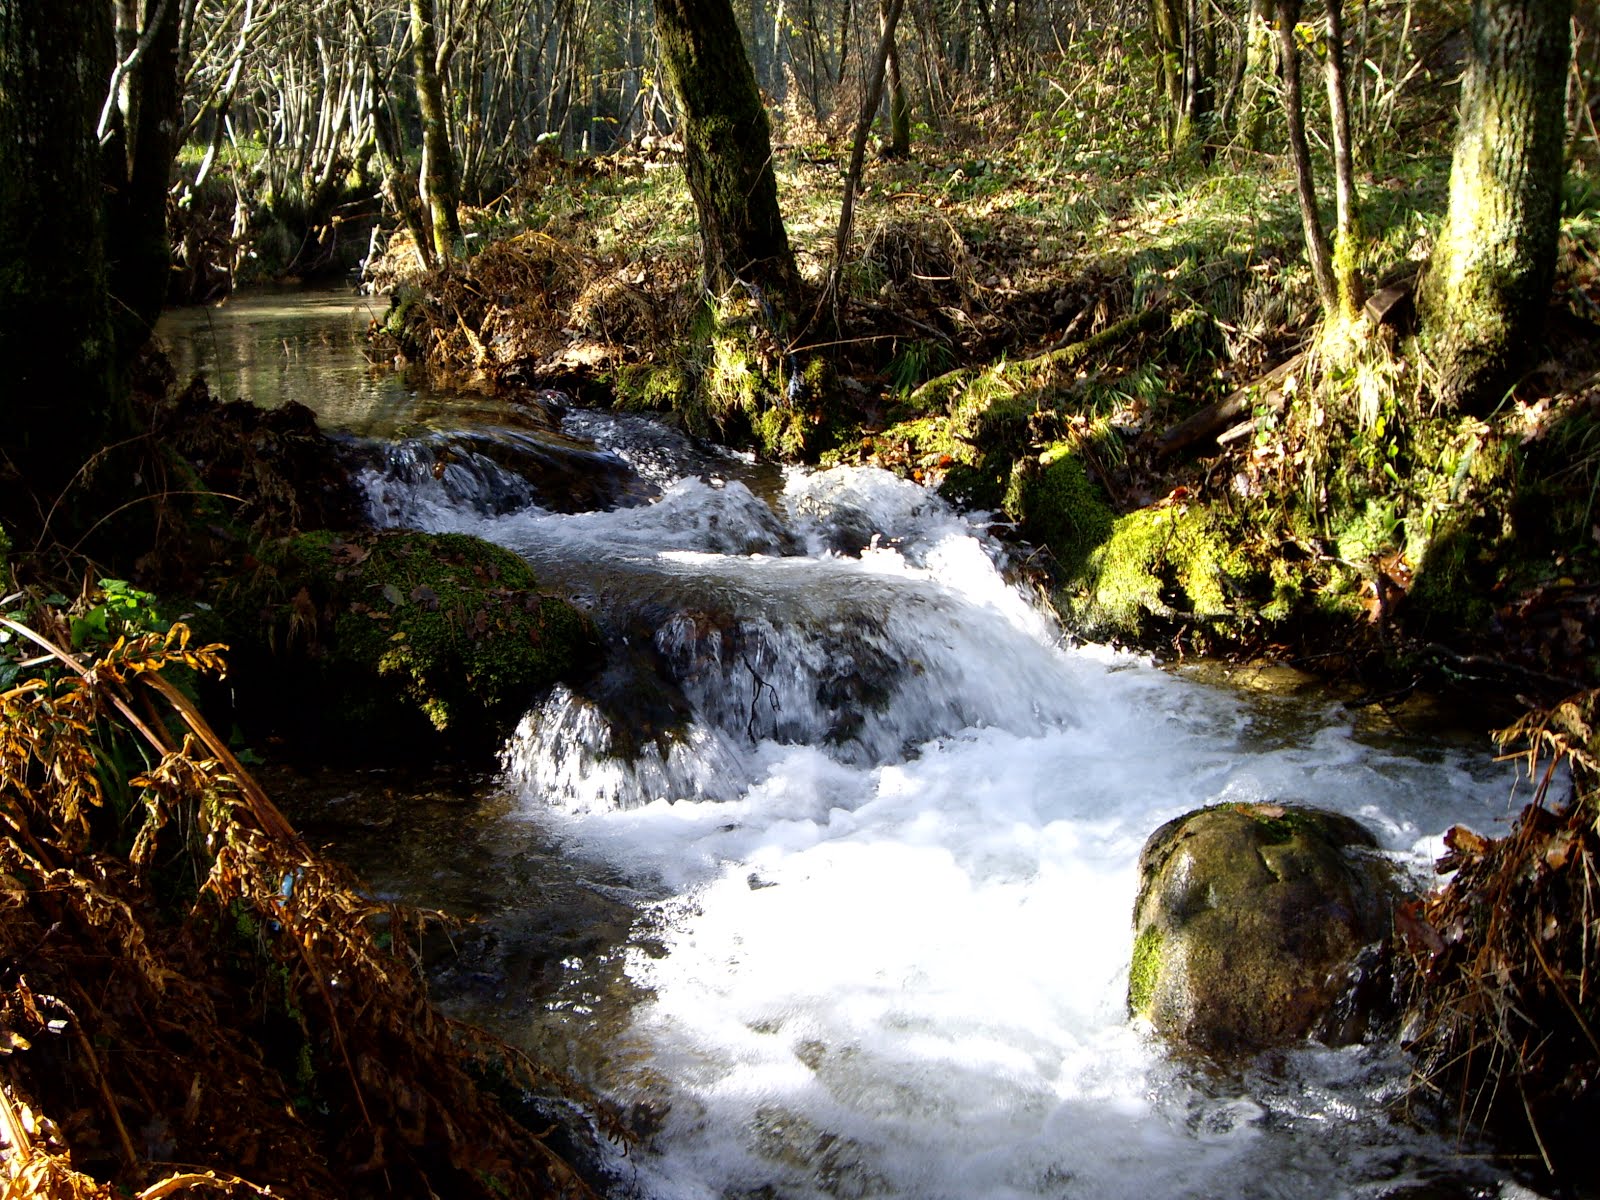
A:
[[158, 285, 421, 433]]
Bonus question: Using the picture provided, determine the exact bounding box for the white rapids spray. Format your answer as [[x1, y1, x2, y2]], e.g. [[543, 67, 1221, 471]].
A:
[[357, 408, 1523, 1200]]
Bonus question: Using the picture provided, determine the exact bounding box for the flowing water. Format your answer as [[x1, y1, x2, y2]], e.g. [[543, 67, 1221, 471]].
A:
[[161, 289, 1533, 1200]]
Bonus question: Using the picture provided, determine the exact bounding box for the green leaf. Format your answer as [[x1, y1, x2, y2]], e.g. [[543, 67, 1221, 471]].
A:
[[70, 607, 110, 649]]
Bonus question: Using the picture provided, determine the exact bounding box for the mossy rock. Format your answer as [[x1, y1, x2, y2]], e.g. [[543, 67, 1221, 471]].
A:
[[1129, 803, 1396, 1056], [231, 529, 596, 755], [947, 367, 1037, 450], [1061, 500, 1255, 642], [1003, 443, 1115, 576]]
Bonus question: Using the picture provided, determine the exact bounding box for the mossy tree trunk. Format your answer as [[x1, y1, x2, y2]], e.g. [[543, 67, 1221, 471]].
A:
[[881, 0, 911, 158], [1152, 0, 1213, 154], [1324, 0, 1364, 319], [1419, 0, 1570, 413], [0, 0, 123, 527], [1151, 0, 1186, 147], [655, 0, 800, 307], [412, 0, 462, 262], [1233, 0, 1274, 150]]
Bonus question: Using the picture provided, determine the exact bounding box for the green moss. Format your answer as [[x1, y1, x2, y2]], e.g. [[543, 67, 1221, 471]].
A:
[[708, 330, 761, 417], [826, 414, 1013, 511], [237, 529, 595, 752], [1004, 443, 1115, 576], [1234, 803, 1310, 845], [1261, 558, 1302, 623], [613, 362, 691, 411], [752, 406, 815, 459], [671, 292, 810, 457], [1332, 498, 1403, 565], [1066, 501, 1252, 641], [1128, 924, 1164, 1017], [1406, 521, 1492, 633], [950, 367, 1037, 449]]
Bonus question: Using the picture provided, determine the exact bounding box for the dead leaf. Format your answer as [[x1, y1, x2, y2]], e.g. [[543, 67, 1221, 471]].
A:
[[329, 540, 370, 566]]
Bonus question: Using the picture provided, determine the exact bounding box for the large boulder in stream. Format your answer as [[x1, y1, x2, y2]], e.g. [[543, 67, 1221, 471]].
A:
[[225, 529, 596, 755], [1129, 803, 1397, 1055]]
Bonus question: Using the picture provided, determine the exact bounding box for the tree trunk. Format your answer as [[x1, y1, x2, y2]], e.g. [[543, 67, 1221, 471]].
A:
[[655, 0, 799, 306], [825, 0, 905, 308], [1152, 0, 1210, 152], [1234, 0, 1274, 149], [0, 0, 121, 528], [1186, 0, 1216, 154], [412, 0, 462, 262], [1275, 0, 1338, 315], [1151, 0, 1185, 146], [352, 8, 435, 271], [104, 0, 183, 356], [1419, 0, 1570, 412], [881, 0, 910, 157], [1324, 0, 1364, 318]]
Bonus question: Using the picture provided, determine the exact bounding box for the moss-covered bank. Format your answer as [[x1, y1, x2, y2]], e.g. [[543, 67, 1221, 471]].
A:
[[220, 528, 596, 756]]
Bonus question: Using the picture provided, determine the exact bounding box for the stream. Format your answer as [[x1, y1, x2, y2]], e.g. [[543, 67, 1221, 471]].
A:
[[161, 288, 1532, 1200]]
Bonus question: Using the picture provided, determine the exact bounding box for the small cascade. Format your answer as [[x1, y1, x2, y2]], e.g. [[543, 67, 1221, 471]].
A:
[[502, 545, 1088, 810], [351, 423, 656, 523], [357, 434, 1087, 811], [164, 288, 1525, 1200]]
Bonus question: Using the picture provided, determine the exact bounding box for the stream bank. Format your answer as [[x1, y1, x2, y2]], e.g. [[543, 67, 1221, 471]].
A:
[[363, 140, 1600, 712]]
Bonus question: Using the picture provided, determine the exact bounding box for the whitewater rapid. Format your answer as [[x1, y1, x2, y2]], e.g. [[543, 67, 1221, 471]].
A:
[[355, 406, 1520, 1200]]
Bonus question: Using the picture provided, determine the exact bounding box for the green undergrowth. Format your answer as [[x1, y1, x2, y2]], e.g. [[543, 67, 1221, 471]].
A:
[[672, 292, 832, 459], [1066, 497, 1258, 642]]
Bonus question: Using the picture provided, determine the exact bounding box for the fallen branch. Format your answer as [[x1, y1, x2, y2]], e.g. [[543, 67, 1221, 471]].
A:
[[906, 305, 1169, 412], [1153, 350, 1306, 459], [849, 299, 955, 345]]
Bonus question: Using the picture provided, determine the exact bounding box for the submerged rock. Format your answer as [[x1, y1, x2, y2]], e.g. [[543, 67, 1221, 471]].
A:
[[1128, 802, 1396, 1055]]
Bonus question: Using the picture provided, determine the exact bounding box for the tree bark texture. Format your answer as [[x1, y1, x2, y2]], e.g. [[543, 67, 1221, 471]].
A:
[[655, 0, 799, 304], [1323, 0, 1364, 317], [1152, 0, 1213, 153], [105, 0, 183, 355], [412, 0, 462, 261], [1420, 0, 1570, 412], [1151, 0, 1186, 146], [883, 13, 911, 159], [1274, 0, 1338, 315], [0, 0, 120, 518], [1234, 0, 1273, 149]]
